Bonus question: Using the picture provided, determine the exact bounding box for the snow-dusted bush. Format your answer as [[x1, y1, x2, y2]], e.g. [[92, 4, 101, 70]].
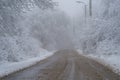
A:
[[0, 36, 41, 62]]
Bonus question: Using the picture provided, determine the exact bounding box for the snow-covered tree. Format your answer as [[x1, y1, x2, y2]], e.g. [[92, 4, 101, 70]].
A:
[[75, 0, 120, 55], [0, 0, 55, 62]]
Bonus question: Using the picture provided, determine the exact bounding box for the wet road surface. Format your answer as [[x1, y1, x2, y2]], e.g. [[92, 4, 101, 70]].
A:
[[1, 50, 120, 80]]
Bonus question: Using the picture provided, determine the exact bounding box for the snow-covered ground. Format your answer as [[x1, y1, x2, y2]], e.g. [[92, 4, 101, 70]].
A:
[[87, 54, 120, 75], [0, 50, 54, 78], [77, 50, 120, 75]]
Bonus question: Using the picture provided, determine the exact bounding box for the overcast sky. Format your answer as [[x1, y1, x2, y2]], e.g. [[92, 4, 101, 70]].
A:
[[54, 0, 88, 17]]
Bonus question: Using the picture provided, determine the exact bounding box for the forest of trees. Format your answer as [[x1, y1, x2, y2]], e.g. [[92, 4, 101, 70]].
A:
[[0, 0, 120, 63], [76, 0, 120, 55]]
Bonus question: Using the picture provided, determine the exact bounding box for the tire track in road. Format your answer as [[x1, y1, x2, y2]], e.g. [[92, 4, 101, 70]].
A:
[[1, 50, 120, 80]]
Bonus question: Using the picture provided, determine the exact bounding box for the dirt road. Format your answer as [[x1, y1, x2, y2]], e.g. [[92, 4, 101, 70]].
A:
[[1, 50, 120, 80]]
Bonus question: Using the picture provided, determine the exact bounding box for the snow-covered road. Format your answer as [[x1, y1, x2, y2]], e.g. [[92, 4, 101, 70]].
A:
[[1, 50, 120, 80]]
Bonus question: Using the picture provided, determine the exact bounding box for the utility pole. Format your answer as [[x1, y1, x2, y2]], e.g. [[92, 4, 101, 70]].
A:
[[89, 0, 92, 17], [84, 5, 87, 23]]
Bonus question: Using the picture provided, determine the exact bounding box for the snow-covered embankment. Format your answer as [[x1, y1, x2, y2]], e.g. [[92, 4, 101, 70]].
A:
[[0, 50, 54, 78]]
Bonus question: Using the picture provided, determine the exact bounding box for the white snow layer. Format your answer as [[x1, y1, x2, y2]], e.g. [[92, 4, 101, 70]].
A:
[[87, 54, 120, 75], [0, 50, 54, 78], [77, 50, 120, 75]]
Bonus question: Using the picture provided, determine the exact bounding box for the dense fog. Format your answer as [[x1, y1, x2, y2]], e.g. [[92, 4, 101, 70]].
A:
[[0, 0, 120, 63]]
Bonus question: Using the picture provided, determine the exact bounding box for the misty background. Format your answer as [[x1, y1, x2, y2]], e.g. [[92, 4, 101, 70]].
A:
[[0, 0, 120, 63]]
